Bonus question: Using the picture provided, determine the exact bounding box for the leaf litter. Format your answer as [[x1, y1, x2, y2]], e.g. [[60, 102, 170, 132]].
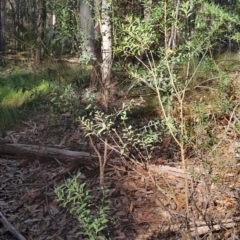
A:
[[1, 112, 240, 239]]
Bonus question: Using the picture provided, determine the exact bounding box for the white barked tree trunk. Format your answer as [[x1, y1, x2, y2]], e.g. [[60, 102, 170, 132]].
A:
[[101, 0, 112, 109], [79, 0, 96, 59]]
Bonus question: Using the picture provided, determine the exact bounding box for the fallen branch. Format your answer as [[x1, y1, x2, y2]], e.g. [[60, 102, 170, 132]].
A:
[[190, 221, 235, 236], [160, 217, 240, 237], [0, 211, 26, 240], [0, 137, 12, 144], [189, 218, 240, 236], [0, 143, 97, 165], [148, 164, 192, 180]]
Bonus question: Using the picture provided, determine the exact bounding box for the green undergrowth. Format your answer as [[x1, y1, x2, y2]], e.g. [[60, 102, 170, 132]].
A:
[[0, 106, 20, 131], [0, 62, 92, 131], [215, 51, 240, 72], [0, 73, 51, 130], [54, 173, 109, 240]]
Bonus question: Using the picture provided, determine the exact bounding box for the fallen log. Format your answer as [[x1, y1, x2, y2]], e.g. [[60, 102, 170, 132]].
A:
[[0, 143, 97, 165], [0, 137, 12, 144], [148, 164, 192, 180], [165, 217, 240, 237]]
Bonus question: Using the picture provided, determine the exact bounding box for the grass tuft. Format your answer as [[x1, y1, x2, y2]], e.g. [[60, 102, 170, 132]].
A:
[[0, 106, 19, 131]]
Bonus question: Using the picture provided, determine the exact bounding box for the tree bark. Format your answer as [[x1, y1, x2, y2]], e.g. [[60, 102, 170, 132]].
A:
[[79, 0, 96, 58], [0, 143, 97, 165], [35, 0, 46, 65], [101, 0, 112, 109], [79, 0, 102, 87], [168, 0, 180, 50], [0, 0, 6, 55]]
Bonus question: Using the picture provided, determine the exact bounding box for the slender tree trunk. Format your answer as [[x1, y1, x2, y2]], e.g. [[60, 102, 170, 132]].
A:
[[79, 0, 101, 87], [15, 0, 20, 50], [0, 0, 6, 55], [0, 1, 1, 53], [188, 0, 195, 37], [15, 0, 25, 51], [101, 0, 112, 109], [168, 0, 180, 50], [79, 0, 96, 58], [35, 0, 46, 65], [8, 1, 19, 51]]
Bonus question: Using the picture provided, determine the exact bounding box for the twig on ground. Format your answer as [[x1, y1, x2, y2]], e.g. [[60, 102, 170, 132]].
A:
[[53, 157, 62, 166], [0, 211, 26, 240], [22, 120, 36, 133]]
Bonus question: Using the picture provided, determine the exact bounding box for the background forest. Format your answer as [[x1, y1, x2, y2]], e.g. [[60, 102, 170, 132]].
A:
[[1, 0, 240, 239]]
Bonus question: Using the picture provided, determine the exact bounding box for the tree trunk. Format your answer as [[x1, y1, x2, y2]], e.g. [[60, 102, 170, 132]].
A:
[[101, 0, 112, 109], [79, 0, 96, 58], [0, 0, 6, 55], [35, 0, 46, 65], [168, 0, 180, 50], [79, 0, 101, 87]]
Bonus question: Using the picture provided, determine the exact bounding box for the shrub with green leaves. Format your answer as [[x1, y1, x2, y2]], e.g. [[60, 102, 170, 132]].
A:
[[80, 101, 163, 162], [45, 0, 80, 56], [54, 173, 109, 240], [49, 84, 81, 117]]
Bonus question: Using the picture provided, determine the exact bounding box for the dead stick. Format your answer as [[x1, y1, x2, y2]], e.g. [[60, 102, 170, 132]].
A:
[[0, 211, 26, 240]]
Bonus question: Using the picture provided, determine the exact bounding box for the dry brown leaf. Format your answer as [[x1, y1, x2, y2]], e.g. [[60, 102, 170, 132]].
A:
[[122, 181, 138, 191], [129, 201, 134, 213]]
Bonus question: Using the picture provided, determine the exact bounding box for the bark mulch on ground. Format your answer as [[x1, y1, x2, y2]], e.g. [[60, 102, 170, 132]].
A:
[[1, 114, 240, 239]]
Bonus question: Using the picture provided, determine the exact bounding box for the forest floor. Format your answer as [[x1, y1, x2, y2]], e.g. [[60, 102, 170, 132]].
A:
[[1, 61, 240, 239], [0, 112, 171, 240]]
